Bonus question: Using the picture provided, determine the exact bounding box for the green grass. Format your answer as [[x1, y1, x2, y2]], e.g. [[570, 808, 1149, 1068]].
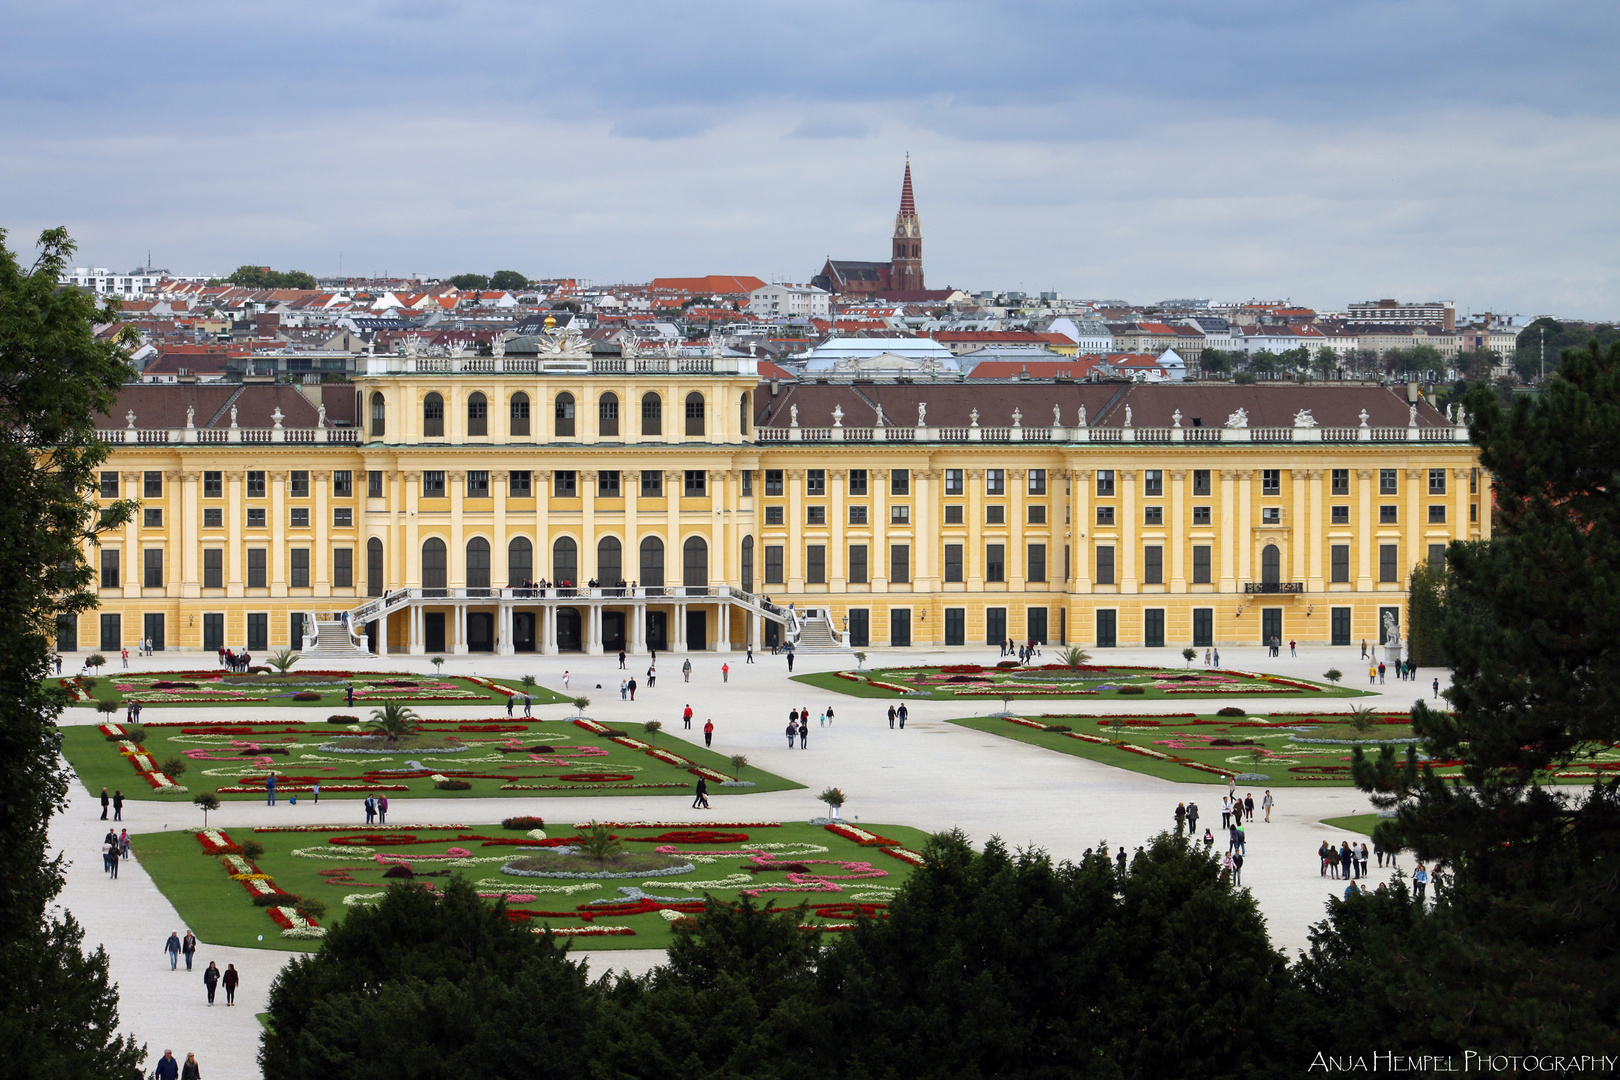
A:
[[59, 719, 802, 802], [796, 665, 1371, 702], [1321, 814, 1382, 836], [134, 819, 935, 953], [59, 672, 568, 710]]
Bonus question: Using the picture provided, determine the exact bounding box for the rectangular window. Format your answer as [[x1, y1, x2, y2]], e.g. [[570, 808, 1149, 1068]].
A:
[[143, 548, 163, 588], [1331, 606, 1352, 646], [683, 470, 706, 497], [247, 549, 267, 589], [1027, 543, 1047, 582], [890, 505, 910, 525], [1380, 505, 1399, 524], [247, 508, 266, 528], [333, 508, 353, 528], [1096, 506, 1115, 525], [944, 468, 963, 495], [985, 505, 1005, 525], [143, 508, 162, 528], [1193, 545, 1212, 584], [1193, 469, 1211, 497], [466, 471, 489, 498], [1470, 468, 1478, 494], [1143, 545, 1163, 585], [1262, 469, 1280, 495], [100, 548, 119, 588], [369, 470, 385, 498], [1471, 503, 1478, 522], [202, 548, 223, 589], [1380, 468, 1399, 495], [290, 507, 310, 528], [290, 470, 309, 498], [985, 469, 1004, 495], [640, 470, 662, 497], [806, 469, 826, 495], [506, 471, 531, 498], [100, 471, 120, 499], [143, 471, 163, 498], [848, 505, 868, 525], [890, 469, 910, 496], [1144, 469, 1163, 496], [204, 508, 223, 528], [986, 606, 1007, 646], [333, 470, 353, 497], [1096, 470, 1115, 497], [290, 548, 310, 588], [1379, 543, 1399, 582], [1027, 505, 1046, 524], [1428, 504, 1447, 524], [1261, 507, 1281, 525], [334, 548, 353, 587], [1428, 543, 1446, 569], [764, 545, 784, 584], [849, 544, 868, 584], [247, 612, 268, 652], [554, 471, 577, 498], [1144, 506, 1163, 526], [1329, 544, 1349, 583], [890, 544, 910, 584], [1429, 469, 1447, 495], [422, 471, 446, 497], [597, 470, 620, 497], [247, 471, 265, 498], [764, 469, 784, 496], [203, 471, 222, 498], [985, 543, 1006, 582], [806, 545, 826, 584], [944, 543, 963, 582], [1193, 505, 1212, 525], [1332, 468, 1350, 496], [1028, 469, 1047, 495], [765, 506, 784, 525], [807, 506, 826, 525], [741, 470, 753, 496], [1096, 609, 1117, 648], [100, 613, 121, 652], [1332, 505, 1350, 524], [1096, 545, 1115, 585], [944, 505, 964, 525], [848, 469, 868, 495]]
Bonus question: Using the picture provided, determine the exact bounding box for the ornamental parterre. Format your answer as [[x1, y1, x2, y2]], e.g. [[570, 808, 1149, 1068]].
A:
[[829, 664, 1355, 700]]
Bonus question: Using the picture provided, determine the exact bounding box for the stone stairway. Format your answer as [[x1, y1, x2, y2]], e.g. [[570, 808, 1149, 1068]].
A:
[[792, 615, 853, 655], [297, 620, 373, 660]]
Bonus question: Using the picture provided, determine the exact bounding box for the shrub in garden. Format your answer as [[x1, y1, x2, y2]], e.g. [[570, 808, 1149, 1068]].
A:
[[253, 892, 296, 907], [1045, 724, 1072, 733], [501, 815, 546, 830], [382, 865, 415, 879], [159, 756, 187, 777], [1323, 669, 1343, 685], [241, 840, 265, 862], [1117, 686, 1145, 695], [294, 897, 327, 922], [996, 660, 1019, 669], [292, 692, 321, 701], [434, 779, 472, 791], [327, 714, 358, 723], [1217, 706, 1247, 717]]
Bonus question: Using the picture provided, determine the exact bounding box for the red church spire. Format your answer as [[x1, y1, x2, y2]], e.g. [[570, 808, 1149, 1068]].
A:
[[890, 155, 923, 291], [898, 155, 916, 218]]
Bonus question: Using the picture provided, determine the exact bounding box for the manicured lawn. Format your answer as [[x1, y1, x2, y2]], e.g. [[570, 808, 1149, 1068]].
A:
[[58, 670, 568, 709], [1321, 814, 1381, 836], [797, 664, 1370, 702], [59, 717, 800, 802], [135, 819, 934, 952], [947, 711, 1441, 787]]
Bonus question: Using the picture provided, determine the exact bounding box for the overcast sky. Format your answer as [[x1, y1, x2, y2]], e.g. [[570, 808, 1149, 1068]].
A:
[[3, 1, 1617, 316]]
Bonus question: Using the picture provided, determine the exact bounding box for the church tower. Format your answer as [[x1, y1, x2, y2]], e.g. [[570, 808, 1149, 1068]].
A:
[[890, 156, 923, 291]]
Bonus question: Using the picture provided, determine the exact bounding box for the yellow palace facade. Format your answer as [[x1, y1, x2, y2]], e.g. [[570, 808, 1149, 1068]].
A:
[[71, 343, 1486, 658]]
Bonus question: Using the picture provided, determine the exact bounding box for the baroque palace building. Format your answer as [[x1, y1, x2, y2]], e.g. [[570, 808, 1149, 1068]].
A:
[[72, 326, 1487, 658]]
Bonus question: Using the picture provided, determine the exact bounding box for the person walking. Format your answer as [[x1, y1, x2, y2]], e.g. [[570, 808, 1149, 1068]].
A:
[[1360, 639, 1368, 659], [203, 961, 221, 1005], [1174, 802, 1186, 834], [1212, 647, 1220, 667], [1368, 663, 1377, 685], [887, 705, 896, 729], [181, 1052, 201, 1080], [1220, 795, 1232, 830], [165, 931, 182, 970], [1432, 677, 1440, 699], [818, 709, 826, 728], [1289, 639, 1297, 657], [825, 705, 834, 725], [897, 704, 908, 729], [1231, 850, 1244, 887], [346, 684, 355, 707], [647, 665, 657, 688], [100, 787, 109, 820], [618, 649, 626, 669], [1378, 661, 1386, 684], [703, 719, 714, 747], [562, 670, 571, 691], [505, 692, 514, 717], [721, 662, 729, 683], [222, 963, 239, 1006], [1221, 850, 1234, 881], [1262, 790, 1274, 822], [112, 790, 124, 821], [691, 776, 709, 810], [785, 720, 797, 748], [746, 645, 754, 664], [364, 795, 376, 825], [312, 781, 320, 804], [1413, 863, 1429, 902], [1116, 847, 1128, 873], [682, 704, 693, 730], [523, 694, 532, 717], [682, 659, 691, 683], [628, 677, 637, 700], [378, 795, 388, 824], [265, 773, 276, 806], [102, 834, 117, 877], [154, 1050, 179, 1080], [799, 721, 808, 749], [119, 828, 131, 860], [1244, 793, 1255, 821], [182, 930, 196, 971], [1186, 801, 1199, 834], [1359, 842, 1370, 877]]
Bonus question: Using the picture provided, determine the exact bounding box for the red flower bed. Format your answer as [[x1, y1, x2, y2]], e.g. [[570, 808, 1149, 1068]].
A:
[[824, 823, 900, 847], [627, 831, 751, 845], [557, 772, 635, 783]]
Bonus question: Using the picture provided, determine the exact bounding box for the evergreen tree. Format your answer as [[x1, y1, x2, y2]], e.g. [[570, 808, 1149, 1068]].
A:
[[1404, 558, 1445, 667]]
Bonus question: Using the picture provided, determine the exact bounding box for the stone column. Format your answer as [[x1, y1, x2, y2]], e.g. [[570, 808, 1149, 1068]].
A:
[[454, 603, 468, 655], [312, 470, 331, 593], [178, 472, 201, 599], [1306, 469, 1325, 593], [1169, 469, 1187, 593], [829, 468, 847, 589], [1218, 469, 1236, 593], [1120, 469, 1139, 591], [580, 469, 597, 581], [122, 472, 141, 593], [710, 469, 728, 587], [914, 469, 936, 590], [226, 471, 244, 597], [492, 470, 509, 587], [403, 473, 422, 587], [787, 469, 806, 589], [587, 599, 603, 655], [664, 469, 681, 589], [1235, 469, 1254, 587], [1356, 469, 1374, 590], [1009, 468, 1027, 592], [1071, 468, 1092, 592], [965, 469, 984, 586], [1452, 468, 1470, 547], [448, 471, 466, 588], [1405, 468, 1423, 584], [269, 471, 288, 597]]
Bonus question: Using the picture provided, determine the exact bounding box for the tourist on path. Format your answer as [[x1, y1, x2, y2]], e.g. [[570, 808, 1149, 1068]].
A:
[[628, 677, 637, 700], [1368, 663, 1377, 685], [563, 670, 571, 690], [618, 650, 626, 669], [1232, 850, 1244, 887], [154, 1050, 179, 1080], [203, 962, 220, 1005], [165, 932, 182, 970], [647, 665, 657, 688], [897, 704, 908, 729], [1378, 662, 1386, 684], [683, 704, 693, 729], [785, 720, 797, 748], [799, 722, 808, 748], [745, 645, 754, 664], [364, 796, 376, 825], [312, 781, 320, 804], [505, 693, 514, 716], [102, 834, 117, 877], [682, 659, 692, 682], [1174, 802, 1186, 834], [887, 705, 896, 729], [1413, 863, 1429, 902], [378, 796, 388, 824], [266, 773, 276, 806], [112, 790, 123, 821], [100, 787, 109, 820], [1433, 677, 1440, 699], [825, 705, 834, 725], [182, 931, 196, 971], [703, 719, 714, 747], [691, 776, 709, 810], [1244, 793, 1255, 821], [786, 652, 794, 672], [181, 1052, 201, 1080], [523, 694, 532, 717], [722, 662, 729, 682], [222, 964, 239, 1005]]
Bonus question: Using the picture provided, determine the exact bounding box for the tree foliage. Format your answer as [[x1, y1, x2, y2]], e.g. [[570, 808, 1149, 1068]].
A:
[[1404, 557, 1446, 667], [448, 273, 489, 290], [226, 265, 317, 290], [488, 270, 528, 292]]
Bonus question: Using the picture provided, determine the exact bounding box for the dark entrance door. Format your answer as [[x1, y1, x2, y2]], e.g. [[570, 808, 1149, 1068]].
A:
[[425, 613, 446, 653], [1096, 609, 1117, 648], [848, 609, 869, 648], [1331, 607, 1352, 646], [686, 610, 706, 652], [203, 613, 224, 652], [602, 612, 626, 652], [646, 611, 668, 651], [985, 607, 1007, 646], [56, 615, 77, 653], [944, 607, 965, 646], [143, 613, 165, 651], [1261, 608, 1283, 648], [557, 608, 582, 651], [365, 620, 378, 654], [1144, 608, 1165, 648], [1192, 608, 1213, 648], [467, 613, 494, 652], [513, 612, 536, 652]]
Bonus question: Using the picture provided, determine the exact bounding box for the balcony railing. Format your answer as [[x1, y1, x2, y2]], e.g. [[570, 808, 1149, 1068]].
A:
[[1244, 582, 1305, 594], [752, 424, 1469, 445]]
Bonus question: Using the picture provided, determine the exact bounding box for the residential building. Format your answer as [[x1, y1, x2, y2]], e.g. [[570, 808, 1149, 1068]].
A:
[[747, 283, 832, 319]]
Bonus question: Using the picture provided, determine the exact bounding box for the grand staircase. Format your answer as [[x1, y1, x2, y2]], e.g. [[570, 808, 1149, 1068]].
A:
[[792, 613, 853, 655], [297, 619, 373, 660]]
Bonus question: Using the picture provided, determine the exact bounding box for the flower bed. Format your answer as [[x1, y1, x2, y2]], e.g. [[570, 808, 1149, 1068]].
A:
[[821, 664, 1357, 701]]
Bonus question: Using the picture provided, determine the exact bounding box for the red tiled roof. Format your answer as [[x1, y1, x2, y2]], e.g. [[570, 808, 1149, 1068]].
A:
[[649, 275, 767, 296]]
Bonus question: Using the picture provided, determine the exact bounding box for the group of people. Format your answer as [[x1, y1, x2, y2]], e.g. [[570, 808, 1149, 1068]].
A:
[[885, 703, 909, 728], [215, 648, 253, 673], [99, 787, 124, 821], [680, 706, 717, 747], [996, 638, 1043, 662], [785, 704, 831, 747], [102, 827, 130, 876], [162, 929, 240, 1007], [121, 638, 157, 664], [149, 1050, 203, 1080], [362, 794, 390, 824], [1169, 786, 1275, 887], [1367, 658, 1421, 684]]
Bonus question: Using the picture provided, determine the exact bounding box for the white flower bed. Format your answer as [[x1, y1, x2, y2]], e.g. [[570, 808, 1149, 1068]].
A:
[[499, 860, 696, 880]]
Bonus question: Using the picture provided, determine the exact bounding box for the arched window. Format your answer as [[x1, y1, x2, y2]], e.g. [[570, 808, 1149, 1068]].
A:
[[741, 535, 754, 593], [683, 535, 708, 587], [466, 537, 490, 590], [367, 536, 384, 597], [467, 392, 487, 436], [422, 538, 447, 591], [423, 393, 444, 438], [739, 391, 750, 436], [555, 392, 576, 438], [639, 536, 664, 586], [685, 392, 705, 437], [1261, 544, 1281, 586], [553, 536, 578, 585], [597, 536, 622, 584], [641, 392, 662, 436], [599, 393, 619, 437], [507, 536, 532, 584], [510, 392, 530, 437], [370, 392, 386, 437]]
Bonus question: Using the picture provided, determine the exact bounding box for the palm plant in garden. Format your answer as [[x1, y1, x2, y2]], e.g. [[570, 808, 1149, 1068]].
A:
[[579, 821, 621, 862], [729, 753, 748, 780], [1061, 645, 1091, 670], [267, 648, 299, 674], [1346, 706, 1376, 735], [366, 702, 420, 745]]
